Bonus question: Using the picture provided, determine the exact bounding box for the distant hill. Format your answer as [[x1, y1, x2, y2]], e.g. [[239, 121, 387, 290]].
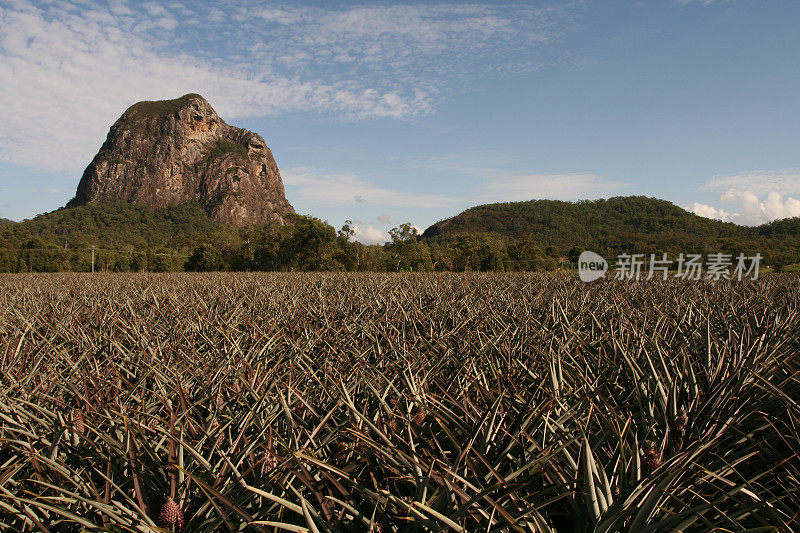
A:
[[1, 196, 798, 272], [0, 218, 13, 226], [1, 201, 236, 250], [422, 196, 800, 264], [0, 201, 386, 273]]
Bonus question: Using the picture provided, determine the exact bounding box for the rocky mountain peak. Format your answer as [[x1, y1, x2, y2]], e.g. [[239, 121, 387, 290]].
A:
[[67, 94, 294, 226]]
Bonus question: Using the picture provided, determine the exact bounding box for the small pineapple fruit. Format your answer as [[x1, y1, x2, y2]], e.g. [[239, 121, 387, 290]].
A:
[[259, 449, 277, 476], [157, 496, 184, 531], [642, 440, 661, 470], [675, 407, 689, 432], [70, 409, 85, 436]]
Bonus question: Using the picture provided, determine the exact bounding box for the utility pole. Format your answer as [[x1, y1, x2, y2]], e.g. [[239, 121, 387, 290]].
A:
[[91, 246, 95, 273]]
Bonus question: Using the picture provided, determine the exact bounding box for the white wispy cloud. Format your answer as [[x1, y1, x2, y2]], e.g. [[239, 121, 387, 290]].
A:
[[352, 225, 388, 245], [691, 191, 800, 225], [283, 162, 623, 213], [689, 202, 732, 221], [282, 167, 458, 208], [690, 168, 800, 225], [677, 0, 731, 5], [235, 3, 571, 76], [702, 168, 800, 196], [407, 152, 626, 202], [0, 1, 574, 172], [476, 173, 625, 203]]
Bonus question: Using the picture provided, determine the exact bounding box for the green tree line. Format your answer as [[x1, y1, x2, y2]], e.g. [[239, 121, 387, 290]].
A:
[[1, 198, 798, 272], [0, 203, 558, 272]]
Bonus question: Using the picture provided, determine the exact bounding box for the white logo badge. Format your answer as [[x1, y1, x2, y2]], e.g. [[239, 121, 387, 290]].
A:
[[578, 251, 608, 282]]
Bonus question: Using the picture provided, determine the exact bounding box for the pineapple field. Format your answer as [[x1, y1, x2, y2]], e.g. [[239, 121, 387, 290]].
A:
[[0, 272, 798, 532]]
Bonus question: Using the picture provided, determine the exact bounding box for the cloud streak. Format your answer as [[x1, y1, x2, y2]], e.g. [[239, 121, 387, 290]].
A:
[[407, 152, 627, 202], [0, 1, 574, 172], [691, 191, 800, 225], [282, 167, 458, 208], [702, 169, 800, 196], [352, 225, 388, 245], [476, 173, 626, 203], [676, 0, 731, 5], [691, 168, 800, 225]]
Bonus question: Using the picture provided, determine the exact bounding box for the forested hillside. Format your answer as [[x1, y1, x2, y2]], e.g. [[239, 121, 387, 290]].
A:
[[1, 196, 798, 272], [0, 202, 237, 272], [423, 196, 800, 266]]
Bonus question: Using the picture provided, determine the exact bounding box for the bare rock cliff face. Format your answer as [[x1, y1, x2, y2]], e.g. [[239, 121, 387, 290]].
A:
[[67, 94, 294, 226]]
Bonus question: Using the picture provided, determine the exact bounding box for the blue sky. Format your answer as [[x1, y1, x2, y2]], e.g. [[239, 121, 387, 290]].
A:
[[1, 0, 799, 242]]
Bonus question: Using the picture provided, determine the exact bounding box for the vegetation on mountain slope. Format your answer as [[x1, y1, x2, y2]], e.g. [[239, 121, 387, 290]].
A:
[[1, 196, 798, 272], [423, 196, 800, 267]]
